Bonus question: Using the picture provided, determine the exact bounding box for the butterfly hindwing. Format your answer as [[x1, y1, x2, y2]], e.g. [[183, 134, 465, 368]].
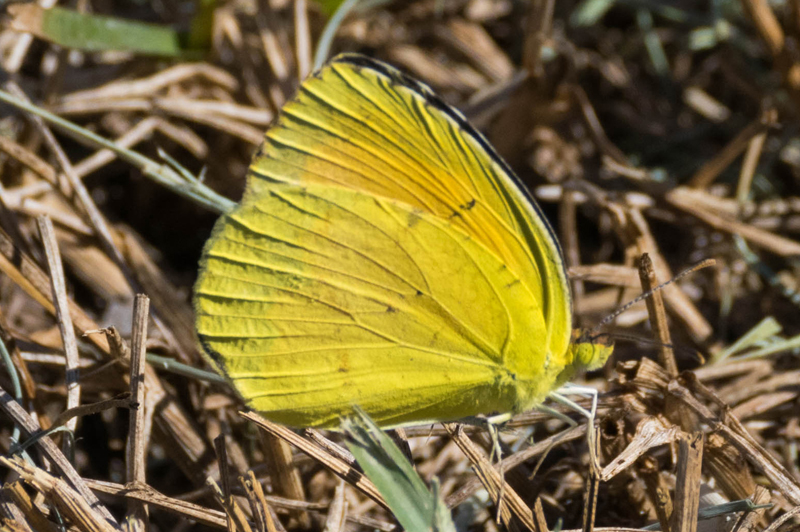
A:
[[195, 183, 553, 427]]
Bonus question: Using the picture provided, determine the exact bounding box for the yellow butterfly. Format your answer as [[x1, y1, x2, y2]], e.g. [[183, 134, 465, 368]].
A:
[[194, 54, 612, 429]]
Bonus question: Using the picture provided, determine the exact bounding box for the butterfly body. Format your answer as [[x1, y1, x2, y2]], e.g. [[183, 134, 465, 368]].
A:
[[194, 54, 612, 428]]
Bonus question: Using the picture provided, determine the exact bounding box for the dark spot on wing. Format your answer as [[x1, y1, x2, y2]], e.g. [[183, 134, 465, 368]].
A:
[[429, 331, 440, 347], [407, 210, 422, 228]]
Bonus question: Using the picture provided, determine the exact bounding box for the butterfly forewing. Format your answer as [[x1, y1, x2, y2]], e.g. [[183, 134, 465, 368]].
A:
[[248, 55, 573, 361]]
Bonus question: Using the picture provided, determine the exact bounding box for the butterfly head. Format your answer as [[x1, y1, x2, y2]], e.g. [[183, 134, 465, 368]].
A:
[[569, 330, 614, 372], [552, 331, 613, 389]]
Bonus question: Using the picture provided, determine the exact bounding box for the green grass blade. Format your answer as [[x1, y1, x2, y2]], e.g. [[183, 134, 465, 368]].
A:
[[0, 88, 235, 215], [341, 408, 456, 532], [8, 5, 184, 57]]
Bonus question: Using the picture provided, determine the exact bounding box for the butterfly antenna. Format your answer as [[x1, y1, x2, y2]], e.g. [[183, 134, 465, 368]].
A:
[[607, 332, 704, 362], [590, 258, 716, 335]]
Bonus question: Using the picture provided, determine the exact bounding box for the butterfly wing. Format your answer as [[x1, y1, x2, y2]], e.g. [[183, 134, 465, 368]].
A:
[[247, 54, 573, 369], [195, 183, 553, 427]]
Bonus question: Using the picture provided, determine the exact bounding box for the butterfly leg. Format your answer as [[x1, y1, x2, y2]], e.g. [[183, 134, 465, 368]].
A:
[[457, 414, 510, 524], [549, 384, 601, 475], [460, 415, 508, 462], [484, 412, 512, 426], [535, 403, 578, 427]]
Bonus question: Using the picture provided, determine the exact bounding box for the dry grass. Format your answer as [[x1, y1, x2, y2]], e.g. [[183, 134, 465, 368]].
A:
[[0, 0, 799, 531]]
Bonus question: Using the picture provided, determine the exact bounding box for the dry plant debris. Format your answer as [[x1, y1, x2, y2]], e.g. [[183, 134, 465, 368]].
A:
[[0, 0, 799, 531]]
